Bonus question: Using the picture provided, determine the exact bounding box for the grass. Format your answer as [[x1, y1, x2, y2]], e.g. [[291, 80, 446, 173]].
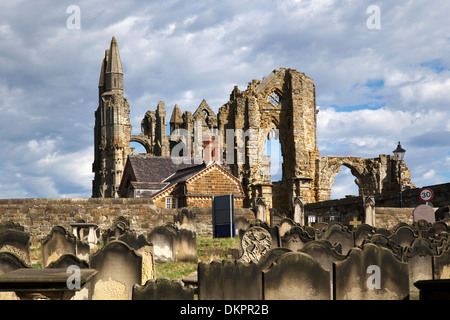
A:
[[154, 236, 240, 279]]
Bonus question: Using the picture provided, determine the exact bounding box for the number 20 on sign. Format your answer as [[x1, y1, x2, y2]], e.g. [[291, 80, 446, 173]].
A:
[[419, 188, 434, 202]]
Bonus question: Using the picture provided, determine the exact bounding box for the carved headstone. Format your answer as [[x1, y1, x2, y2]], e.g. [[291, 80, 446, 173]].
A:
[[240, 226, 272, 264], [280, 226, 314, 251]]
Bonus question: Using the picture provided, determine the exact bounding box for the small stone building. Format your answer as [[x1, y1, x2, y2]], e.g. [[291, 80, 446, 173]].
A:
[[119, 155, 244, 209]]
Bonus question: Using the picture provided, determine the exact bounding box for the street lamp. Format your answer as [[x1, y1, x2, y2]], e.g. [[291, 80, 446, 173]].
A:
[[393, 141, 406, 207]]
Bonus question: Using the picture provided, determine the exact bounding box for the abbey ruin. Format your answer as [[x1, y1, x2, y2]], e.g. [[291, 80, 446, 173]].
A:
[[92, 37, 415, 216]]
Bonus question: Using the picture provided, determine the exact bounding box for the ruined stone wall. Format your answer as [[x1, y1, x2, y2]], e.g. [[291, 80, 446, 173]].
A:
[[0, 198, 255, 245]]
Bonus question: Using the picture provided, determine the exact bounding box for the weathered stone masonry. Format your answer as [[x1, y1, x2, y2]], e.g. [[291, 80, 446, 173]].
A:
[[92, 37, 415, 219], [0, 198, 254, 244]]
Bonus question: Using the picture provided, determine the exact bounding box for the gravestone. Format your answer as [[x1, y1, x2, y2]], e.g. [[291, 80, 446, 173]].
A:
[[239, 226, 272, 264], [46, 253, 90, 300], [362, 234, 403, 260], [316, 222, 355, 255], [292, 197, 305, 226], [299, 240, 346, 272], [117, 231, 155, 284], [0, 221, 31, 266], [434, 247, 450, 279], [0, 252, 30, 300], [257, 247, 293, 272], [354, 224, 376, 247], [133, 278, 194, 300], [102, 216, 131, 244], [241, 219, 280, 249], [403, 238, 439, 300], [333, 243, 410, 300], [89, 240, 142, 300], [255, 198, 267, 222], [41, 226, 89, 267], [173, 209, 196, 232], [235, 216, 250, 234], [148, 225, 175, 263], [280, 226, 314, 251], [413, 204, 436, 224], [389, 226, 417, 249], [263, 251, 331, 300], [148, 223, 197, 263], [198, 259, 263, 300], [277, 218, 298, 238]]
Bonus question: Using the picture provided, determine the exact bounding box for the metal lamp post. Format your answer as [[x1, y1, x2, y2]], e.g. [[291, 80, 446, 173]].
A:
[[393, 141, 406, 208]]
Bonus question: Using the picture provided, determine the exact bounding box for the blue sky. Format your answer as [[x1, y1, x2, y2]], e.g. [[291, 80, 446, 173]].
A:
[[0, 0, 450, 199]]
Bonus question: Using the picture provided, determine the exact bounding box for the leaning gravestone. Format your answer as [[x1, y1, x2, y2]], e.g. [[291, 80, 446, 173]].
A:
[[89, 240, 142, 300], [413, 204, 435, 224], [333, 243, 409, 300], [0, 221, 32, 266], [41, 226, 89, 267], [263, 251, 331, 300]]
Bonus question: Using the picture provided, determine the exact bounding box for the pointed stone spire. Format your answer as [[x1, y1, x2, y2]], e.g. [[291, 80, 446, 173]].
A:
[[106, 37, 123, 75], [104, 36, 123, 92], [170, 104, 183, 133]]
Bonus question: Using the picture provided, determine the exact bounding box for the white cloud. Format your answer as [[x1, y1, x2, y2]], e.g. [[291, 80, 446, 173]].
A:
[[1, 0, 450, 199]]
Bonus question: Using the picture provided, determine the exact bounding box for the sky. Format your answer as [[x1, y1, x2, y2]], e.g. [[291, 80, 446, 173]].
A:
[[0, 0, 450, 199]]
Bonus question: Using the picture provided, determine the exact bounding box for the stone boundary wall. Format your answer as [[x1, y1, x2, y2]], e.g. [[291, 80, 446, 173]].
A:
[[0, 198, 255, 245], [375, 207, 414, 229]]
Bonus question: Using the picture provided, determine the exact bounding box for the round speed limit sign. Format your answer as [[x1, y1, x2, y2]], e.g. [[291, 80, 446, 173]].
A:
[[419, 188, 434, 202]]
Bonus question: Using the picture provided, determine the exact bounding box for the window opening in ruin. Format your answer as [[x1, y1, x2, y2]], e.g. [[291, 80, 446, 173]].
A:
[[268, 92, 280, 106], [331, 166, 359, 200], [262, 130, 283, 182], [130, 141, 147, 154]]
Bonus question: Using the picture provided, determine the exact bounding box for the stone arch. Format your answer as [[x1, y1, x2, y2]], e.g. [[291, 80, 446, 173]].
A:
[[130, 135, 152, 154], [319, 157, 380, 200]]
